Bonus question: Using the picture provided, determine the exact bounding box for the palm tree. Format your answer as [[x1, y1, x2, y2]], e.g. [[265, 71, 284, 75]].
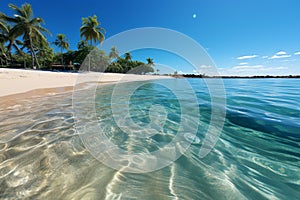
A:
[[37, 42, 53, 67], [0, 20, 8, 35], [146, 58, 154, 66], [0, 3, 51, 69], [80, 15, 106, 46], [0, 20, 8, 66], [0, 42, 7, 66], [0, 20, 24, 65], [53, 34, 69, 65], [109, 46, 119, 60], [77, 40, 88, 50], [124, 52, 132, 61], [146, 57, 156, 74]]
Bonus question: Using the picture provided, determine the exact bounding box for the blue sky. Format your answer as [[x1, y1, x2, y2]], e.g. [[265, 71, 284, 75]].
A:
[[1, 0, 300, 75]]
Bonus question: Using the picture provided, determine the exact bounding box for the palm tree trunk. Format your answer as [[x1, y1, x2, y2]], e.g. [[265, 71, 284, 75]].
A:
[[61, 47, 63, 65], [7, 52, 12, 66], [30, 50, 34, 69], [88, 54, 91, 72], [33, 50, 40, 69], [29, 36, 40, 69]]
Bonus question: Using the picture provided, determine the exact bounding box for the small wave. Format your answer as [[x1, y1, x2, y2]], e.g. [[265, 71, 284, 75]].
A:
[[184, 133, 201, 144]]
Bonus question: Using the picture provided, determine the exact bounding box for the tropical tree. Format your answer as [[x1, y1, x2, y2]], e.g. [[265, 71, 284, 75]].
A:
[[0, 20, 25, 66], [124, 52, 132, 61], [77, 40, 88, 50], [106, 62, 122, 73], [156, 68, 160, 75], [146, 58, 154, 66], [12, 50, 30, 68], [109, 46, 119, 60], [0, 3, 51, 69], [37, 43, 54, 67], [0, 20, 8, 66], [80, 15, 106, 46], [53, 34, 69, 64], [0, 20, 8, 33], [0, 42, 7, 66], [146, 57, 155, 74], [107, 54, 154, 74]]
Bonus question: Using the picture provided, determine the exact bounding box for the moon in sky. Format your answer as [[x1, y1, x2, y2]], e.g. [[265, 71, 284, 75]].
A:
[[192, 14, 197, 19]]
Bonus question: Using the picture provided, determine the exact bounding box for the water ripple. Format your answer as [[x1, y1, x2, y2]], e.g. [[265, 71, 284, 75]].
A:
[[0, 79, 299, 199]]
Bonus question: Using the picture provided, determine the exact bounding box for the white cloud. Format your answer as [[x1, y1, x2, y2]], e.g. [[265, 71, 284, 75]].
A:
[[237, 55, 258, 60], [219, 65, 290, 76], [232, 65, 264, 70], [192, 69, 198, 74], [294, 52, 300, 55], [281, 59, 296, 62], [199, 65, 212, 69], [262, 56, 268, 59], [269, 54, 291, 59], [276, 51, 287, 55], [268, 51, 291, 59], [239, 62, 248, 65]]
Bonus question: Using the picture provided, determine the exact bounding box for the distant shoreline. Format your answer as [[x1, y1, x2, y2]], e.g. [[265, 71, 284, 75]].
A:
[[177, 74, 300, 79]]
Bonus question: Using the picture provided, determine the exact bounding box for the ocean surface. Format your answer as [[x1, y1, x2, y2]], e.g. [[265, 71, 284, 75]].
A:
[[0, 78, 299, 199]]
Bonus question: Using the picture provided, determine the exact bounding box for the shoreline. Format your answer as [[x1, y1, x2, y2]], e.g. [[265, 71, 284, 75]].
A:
[[0, 68, 171, 107]]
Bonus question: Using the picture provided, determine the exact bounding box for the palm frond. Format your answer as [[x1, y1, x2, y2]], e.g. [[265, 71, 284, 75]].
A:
[[96, 27, 106, 34], [0, 12, 19, 23], [8, 23, 25, 39], [8, 4, 25, 17], [36, 25, 51, 36], [30, 17, 45, 25], [22, 4, 33, 19], [0, 20, 9, 33]]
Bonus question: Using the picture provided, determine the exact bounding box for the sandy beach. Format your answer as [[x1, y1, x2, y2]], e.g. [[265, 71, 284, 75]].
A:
[[0, 68, 171, 97]]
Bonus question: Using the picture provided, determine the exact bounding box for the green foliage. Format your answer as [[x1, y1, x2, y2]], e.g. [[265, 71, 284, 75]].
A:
[[0, 41, 8, 66], [10, 42, 53, 69], [62, 45, 92, 66], [53, 34, 69, 51], [105, 53, 155, 74], [11, 53, 30, 68], [80, 47, 110, 71], [77, 40, 88, 50], [0, 3, 51, 68], [53, 34, 69, 64], [80, 15, 106, 46], [124, 52, 132, 61], [146, 57, 154, 66], [38, 43, 54, 68], [0, 3, 155, 73], [109, 46, 119, 60], [105, 62, 123, 73]]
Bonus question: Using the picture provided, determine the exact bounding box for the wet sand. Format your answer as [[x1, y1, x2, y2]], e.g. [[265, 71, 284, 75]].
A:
[[0, 68, 171, 107]]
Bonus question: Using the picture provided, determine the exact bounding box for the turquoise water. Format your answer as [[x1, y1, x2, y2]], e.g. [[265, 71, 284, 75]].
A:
[[0, 78, 299, 199]]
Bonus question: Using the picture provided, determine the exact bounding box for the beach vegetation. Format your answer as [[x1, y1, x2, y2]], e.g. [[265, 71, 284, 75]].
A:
[[53, 34, 69, 65], [80, 15, 106, 46], [0, 3, 51, 69], [0, 3, 155, 74]]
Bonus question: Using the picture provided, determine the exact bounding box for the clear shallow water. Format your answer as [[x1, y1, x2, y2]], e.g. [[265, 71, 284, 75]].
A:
[[0, 78, 299, 199]]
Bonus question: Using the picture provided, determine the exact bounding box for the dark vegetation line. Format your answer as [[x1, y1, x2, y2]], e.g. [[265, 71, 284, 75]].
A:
[[178, 74, 300, 79]]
